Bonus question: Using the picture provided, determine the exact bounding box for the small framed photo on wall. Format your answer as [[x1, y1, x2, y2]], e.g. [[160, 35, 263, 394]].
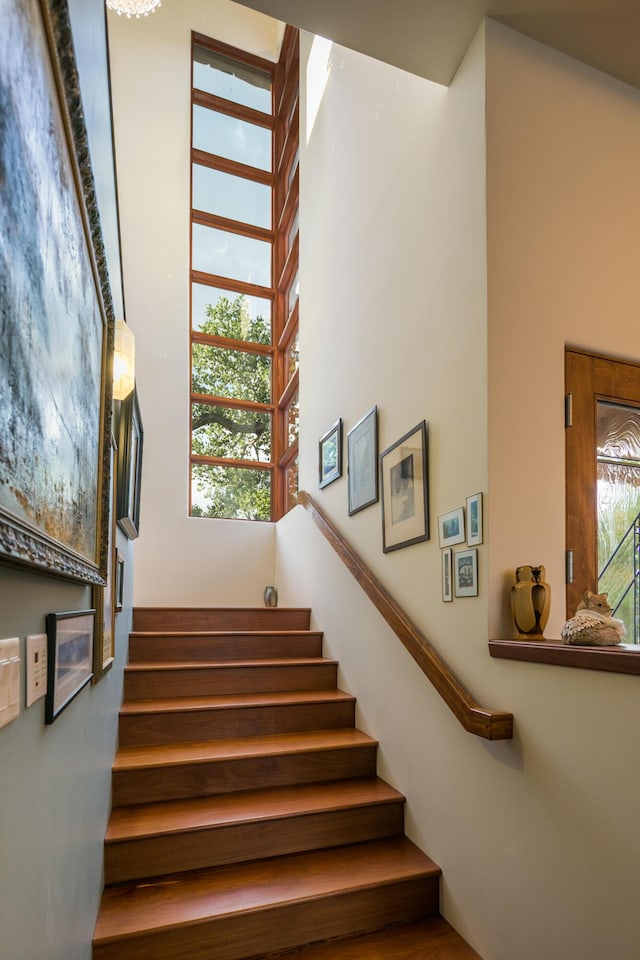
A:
[[466, 492, 483, 545], [454, 548, 478, 598], [442, 548, 453, 602], [319, 418, 343, 489]]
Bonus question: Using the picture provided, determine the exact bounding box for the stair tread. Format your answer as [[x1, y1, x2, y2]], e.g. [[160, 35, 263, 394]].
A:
[[106, 777, 404, 842], [125, 657, 337, 671], [113, 728, 377, 771], [130, 630, 323, 638], [264, 917, 482, 959], [93, 837, 439, 944], [120, 690, 354, 716]]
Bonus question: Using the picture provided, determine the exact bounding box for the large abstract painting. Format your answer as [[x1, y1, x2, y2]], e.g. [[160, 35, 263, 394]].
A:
[[0, 0, 114, 582]]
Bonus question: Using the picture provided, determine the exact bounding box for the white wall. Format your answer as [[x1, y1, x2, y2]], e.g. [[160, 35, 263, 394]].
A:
[[298, 25, 489, 667], [108, 0, 283, 607], [276, 21, 640, 960]]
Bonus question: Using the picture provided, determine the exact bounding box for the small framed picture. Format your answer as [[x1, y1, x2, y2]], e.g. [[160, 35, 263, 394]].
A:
[[348, 405, 378, 515], [45, 610, 95, 724], [380, 420, 429, 553], [438, 507, 465, 547], [442, 548, 453, 602], [454, 548, 478, 598], [117, 388, 144, 539], [466, 492, 483, 545], [115, 551, 125, 614], [319, 418, 343, 489]]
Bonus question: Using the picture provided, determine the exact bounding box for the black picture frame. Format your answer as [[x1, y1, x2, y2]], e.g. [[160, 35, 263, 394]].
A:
[[45, 609, 95, 724], [380, 420, 429, 553], [347, 406, 379, 515], [454, 548, 479, 598], [0, 0, 114, 585], [117, 388, 144, 539], [115, 551, 124, 614], [318, 418, 343, 489]]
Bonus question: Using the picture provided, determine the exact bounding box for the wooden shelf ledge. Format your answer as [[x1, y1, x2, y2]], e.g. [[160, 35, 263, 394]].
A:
[[489, 639, 640, 675]]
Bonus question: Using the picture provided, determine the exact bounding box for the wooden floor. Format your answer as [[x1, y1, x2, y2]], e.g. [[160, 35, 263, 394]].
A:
[[93, 607, 482, 960]]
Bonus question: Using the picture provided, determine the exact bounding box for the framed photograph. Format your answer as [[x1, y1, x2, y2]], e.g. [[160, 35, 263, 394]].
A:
[[466, 492, 483, 545], [438, 507, 465, 547], [93, 435, 117, 681], [442, 548, 453, 602], [0, 0, 114, 585], [380, 421, 429, 553], [454, 548, 478, 598], [115, 551, 125, 614], [318, 418, 343, 489], [45, 610, 95, 724], [348, 406, 378, 515], [117, 388, 144, 539]]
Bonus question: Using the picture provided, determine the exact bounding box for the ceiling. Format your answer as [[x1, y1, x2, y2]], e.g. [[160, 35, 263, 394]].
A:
[[233, 0, 640, 90]]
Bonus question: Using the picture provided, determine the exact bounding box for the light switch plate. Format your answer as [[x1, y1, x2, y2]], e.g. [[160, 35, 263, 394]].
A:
[[0, 637, 21, 730], [26, 634, 48, 708]]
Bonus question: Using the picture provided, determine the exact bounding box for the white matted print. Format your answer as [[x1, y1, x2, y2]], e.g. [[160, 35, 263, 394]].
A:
[[380, 421, 429, 553], [466, 492, 483, 546], [454, 548, 478, 598], [442, 548, 453, 602], [438, 506, 465, 547]]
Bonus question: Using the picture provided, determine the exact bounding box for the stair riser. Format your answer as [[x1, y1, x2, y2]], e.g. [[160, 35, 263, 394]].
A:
[[112, 745, 378, 807], [129, 633, 323, 663], [93, 875, 439, 960], [119, 700, 356, 746], [132, 608, 311, 632], [124, 663, 338, 700], [104, 801, 405, 884]]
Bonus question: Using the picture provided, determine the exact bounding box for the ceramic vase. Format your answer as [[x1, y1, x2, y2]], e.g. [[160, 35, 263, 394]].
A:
[[511, 565, 550, 638]]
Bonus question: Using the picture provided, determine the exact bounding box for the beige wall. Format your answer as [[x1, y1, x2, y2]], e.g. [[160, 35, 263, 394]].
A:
[[108, 0, 282, 607], [487, 20, 640, 638], [277, 20, 640, 960]]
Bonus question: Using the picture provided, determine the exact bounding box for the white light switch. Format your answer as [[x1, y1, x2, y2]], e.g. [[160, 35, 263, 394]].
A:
[[0, 637, 21, 730], [26, 634, 48, 708]]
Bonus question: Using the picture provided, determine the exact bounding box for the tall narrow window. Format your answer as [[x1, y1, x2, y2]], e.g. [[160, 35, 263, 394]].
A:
[[189, 28, 298, 521]]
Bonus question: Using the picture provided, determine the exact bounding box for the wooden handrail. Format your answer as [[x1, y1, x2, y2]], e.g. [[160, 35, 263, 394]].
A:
[[297, 491, 513, 741]]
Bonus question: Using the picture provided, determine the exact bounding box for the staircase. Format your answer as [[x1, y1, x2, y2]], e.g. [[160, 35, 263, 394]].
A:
[[93, 607, 481, 960]]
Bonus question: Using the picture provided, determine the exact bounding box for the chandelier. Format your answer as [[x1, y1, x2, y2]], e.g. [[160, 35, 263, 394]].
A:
[[106, 0, 161, 17]]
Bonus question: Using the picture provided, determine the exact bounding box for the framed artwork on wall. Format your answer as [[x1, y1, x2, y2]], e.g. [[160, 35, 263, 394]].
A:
[[442, 548, 453, 602], [45, 609, 95, 724], [466, 492, 483, 545], [454, 548, 478, 598], [117, 388, 144, 539], [348, 406, 378, 515], [0, 0, 114, 585], [318, 418, 343, 489], [438, 507, 465, 548], [380, 420, 429, 553]]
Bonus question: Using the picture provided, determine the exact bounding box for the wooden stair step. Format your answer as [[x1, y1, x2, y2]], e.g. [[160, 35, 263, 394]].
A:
[[118, 689, 356, 746], [132, 607, 311, 632], [93, 837, 440, 960], [104, 777, 405, 883], [123, 658, 338, 699], [263, 916, 482, 959], [112, 729, 378, 807], [128, 630, 324, 663]]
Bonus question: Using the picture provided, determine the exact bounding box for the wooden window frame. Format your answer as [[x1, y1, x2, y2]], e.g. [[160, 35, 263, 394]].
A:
[[189, 28, 299, 521]]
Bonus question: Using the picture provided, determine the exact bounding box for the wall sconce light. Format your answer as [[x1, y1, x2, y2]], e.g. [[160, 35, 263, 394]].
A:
[[113, 319, 136, 401]]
